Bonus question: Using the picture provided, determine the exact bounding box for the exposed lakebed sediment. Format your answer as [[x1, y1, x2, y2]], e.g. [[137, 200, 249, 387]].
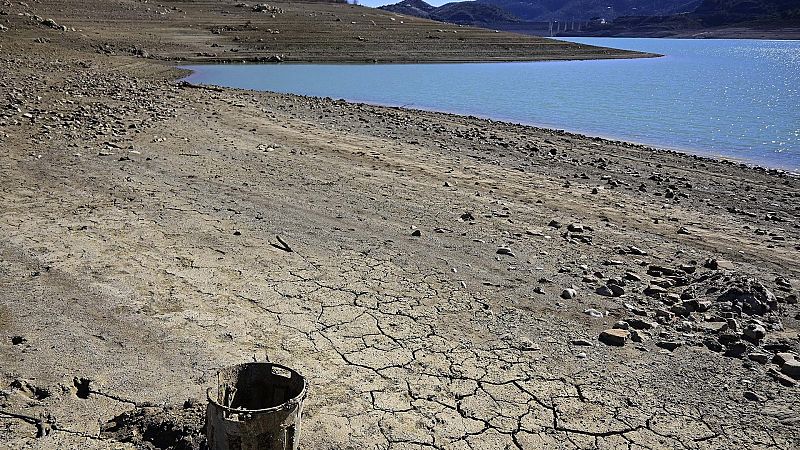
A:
[[1, 2, 800, 449]]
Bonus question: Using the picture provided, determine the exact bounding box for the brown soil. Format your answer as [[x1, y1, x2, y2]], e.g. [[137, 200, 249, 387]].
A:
[[1, 1, 799, 449]]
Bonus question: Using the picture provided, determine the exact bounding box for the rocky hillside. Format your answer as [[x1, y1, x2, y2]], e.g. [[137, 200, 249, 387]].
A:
[[693, 0, 800, 26], [574, 0, 800, 37], [477, 0, 701, 22], [380, 0, 521, 26]]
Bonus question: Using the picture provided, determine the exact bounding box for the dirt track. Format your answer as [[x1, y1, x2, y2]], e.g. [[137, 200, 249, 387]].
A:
[[1, 1, 799, 449]]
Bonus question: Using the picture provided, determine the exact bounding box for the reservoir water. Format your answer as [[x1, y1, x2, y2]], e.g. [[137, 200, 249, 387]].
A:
[[183, 38, 800, 173]]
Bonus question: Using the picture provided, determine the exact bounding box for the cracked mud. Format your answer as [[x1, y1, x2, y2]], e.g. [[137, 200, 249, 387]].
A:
[[1, 1, 799, 449]]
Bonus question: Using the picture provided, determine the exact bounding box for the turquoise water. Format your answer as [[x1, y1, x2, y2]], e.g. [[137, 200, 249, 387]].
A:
[[183, 38, 800, 172]]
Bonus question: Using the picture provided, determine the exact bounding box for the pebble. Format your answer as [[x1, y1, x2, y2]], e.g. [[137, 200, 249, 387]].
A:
[[595, 285, 614, 297], [644, 285, 668, 297], [599, 329, 629, 346], [613, 320, 630, 330], [567, 223, 584, 233], [774, 352, 796, 366], [782, 359, 800, 379], [743, 391, 764, 402], [583, 308, 603, 318], [626, 317, 656, 330], [656, 340, 681, 351], [571, 339, 593, 346], [496, 247, 516, 257], [743, 324, 766, 342], [560, 288, 577, 299], [747, 352, 770, 364]]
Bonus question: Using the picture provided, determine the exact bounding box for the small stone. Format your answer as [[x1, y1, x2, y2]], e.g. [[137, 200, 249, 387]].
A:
[[743, 324, 766, 342], [411, 229, 421, 237], [704, 338, 724, 352], [460, 212, 475, 221], [782, 359, 800, 379], [743, 391, 764, 402], [699, 321, 728, 333], [624, 303, 648, 316], [595, 285, 614, 297], [747, 352, 770, 364], [613, 320, 630, 330], [627, 246, 647, 256], [560, 288, 577, 300], [547, 220, 562, 228], [724, 342, 749, 358], [774, 352, 796, 366], [677, 226, 690, 235], [656, 341, 681, 351], [583, 308, 603, 318], [626, 318, 656, 330], [516, 337, 539, 351], [768, 367, 797, 387], [571, 339, 593, 346], [623, 272, 641, 282], [567, 223, 584, 233], [644, 285, 668, 297], [696, 300, 712, 312], [576, 352, 587, 358], [704, 258, 719, 270], [599, 329, 629, 346], [608, 284, 625, 296], [496, 247, 516, 257]]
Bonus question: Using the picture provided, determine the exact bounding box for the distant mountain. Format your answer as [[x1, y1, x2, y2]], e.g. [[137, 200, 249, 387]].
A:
[[693, 0, 800, 26], [379, 0, 437, 19], [476, 0, 702, 22], [434, 2, 520, 25], [575, 0, 800, 36], [380, 0, 521, 25], [379, 0, 800, 37]]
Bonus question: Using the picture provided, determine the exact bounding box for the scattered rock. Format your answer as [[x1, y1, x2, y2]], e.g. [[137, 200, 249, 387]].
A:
[[599, 329, 629, 346], [595, 285, 614, 297], [644, 285, 668, 297], [774, 352, 796, 366], [747, 352, 770, 364], [656, 340, 681, 351], [583, 308, 603, 318], [782, 359, 800, 379], [743, 391, 764, 402], [560, 288, 576, 300], [567, 223, 584, 233], [496, 247, 515, 257], [743, 324, 766, 342]]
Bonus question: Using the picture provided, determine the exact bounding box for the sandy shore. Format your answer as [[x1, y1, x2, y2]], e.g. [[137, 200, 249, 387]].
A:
[[1, 1, 799, 449]]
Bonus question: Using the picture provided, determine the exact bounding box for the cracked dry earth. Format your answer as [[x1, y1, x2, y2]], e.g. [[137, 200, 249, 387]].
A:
[[2, 48, 800, 449]]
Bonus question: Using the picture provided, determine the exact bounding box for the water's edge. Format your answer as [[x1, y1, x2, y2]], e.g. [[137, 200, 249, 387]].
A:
[[178, 73, 797, 177]]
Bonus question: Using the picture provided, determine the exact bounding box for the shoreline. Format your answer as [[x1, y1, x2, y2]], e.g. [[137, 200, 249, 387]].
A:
[[1, 1, 799, 448], [178, 76, 798, 177]]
